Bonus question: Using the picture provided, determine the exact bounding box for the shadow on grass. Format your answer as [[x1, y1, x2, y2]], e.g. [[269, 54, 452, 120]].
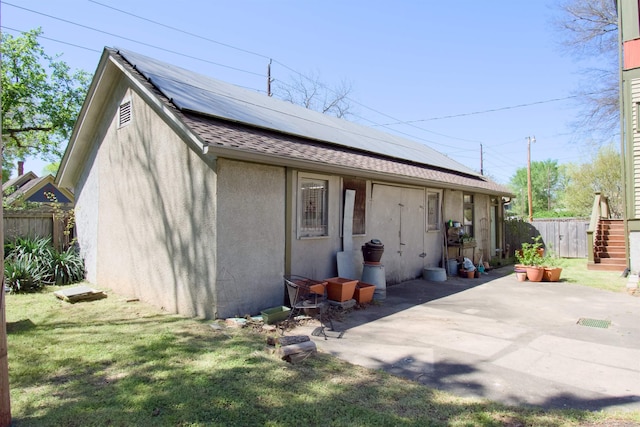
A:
[[6, 319, 36, 334], [8, 306, 636, 427]]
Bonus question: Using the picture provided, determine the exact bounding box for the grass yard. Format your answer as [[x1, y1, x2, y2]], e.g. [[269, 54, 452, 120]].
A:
[[5, 267, 640, 426], [558, 258, 630, 292]]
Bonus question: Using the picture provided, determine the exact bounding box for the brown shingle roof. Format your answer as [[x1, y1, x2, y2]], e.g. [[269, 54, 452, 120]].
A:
[[180, 112, 510, 194]]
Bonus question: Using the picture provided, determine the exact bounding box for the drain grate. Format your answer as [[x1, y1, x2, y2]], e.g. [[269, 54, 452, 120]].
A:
[[577, 318, 611, 328]]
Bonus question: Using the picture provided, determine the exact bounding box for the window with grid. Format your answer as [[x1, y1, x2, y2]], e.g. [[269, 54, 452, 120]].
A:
[[299, 178, 328, 237], [463, 193, 474, 237], [427, 191, 440, 231]]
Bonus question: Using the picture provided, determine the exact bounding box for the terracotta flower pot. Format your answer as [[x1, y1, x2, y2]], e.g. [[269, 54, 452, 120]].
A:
[[543, 267, 562, 282], [325, 277, 358, 302], [515, 269, 527, 282], [353, 282, 375, 304], [525, 266, 544, 282]]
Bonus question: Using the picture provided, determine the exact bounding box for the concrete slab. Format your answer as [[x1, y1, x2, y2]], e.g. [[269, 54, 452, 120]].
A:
[[292, 266, 640, 412]]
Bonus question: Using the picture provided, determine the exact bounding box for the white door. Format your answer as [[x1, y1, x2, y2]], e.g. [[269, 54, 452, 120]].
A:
[[370, 184, 426, 284]]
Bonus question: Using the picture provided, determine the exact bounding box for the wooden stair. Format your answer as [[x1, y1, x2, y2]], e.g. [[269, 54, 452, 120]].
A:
[[588, 219, 627, 272]]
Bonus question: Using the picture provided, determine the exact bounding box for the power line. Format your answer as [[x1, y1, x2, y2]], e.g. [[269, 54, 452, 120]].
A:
[[2, 2, 265, 78], [88, 0, 271, 61], [83, 1, 462, 149], [1, 25, 101, 53], [377, 94, 597, 126], [4, 1, 590, 173]]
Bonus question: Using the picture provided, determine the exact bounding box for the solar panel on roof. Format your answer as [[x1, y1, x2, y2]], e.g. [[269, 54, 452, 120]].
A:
[[116, 48, 481, 178]]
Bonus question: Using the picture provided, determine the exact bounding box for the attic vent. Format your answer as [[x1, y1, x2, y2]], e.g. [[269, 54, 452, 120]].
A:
[[118, 99, 132, 128]]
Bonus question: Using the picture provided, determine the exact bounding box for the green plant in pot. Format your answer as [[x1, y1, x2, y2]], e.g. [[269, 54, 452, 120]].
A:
[[540, 249, 563, 282], [516, 236, 545, 282]]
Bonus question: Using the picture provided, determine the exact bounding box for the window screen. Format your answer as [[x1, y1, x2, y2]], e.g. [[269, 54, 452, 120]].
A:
[[299, 178, 328, 237]]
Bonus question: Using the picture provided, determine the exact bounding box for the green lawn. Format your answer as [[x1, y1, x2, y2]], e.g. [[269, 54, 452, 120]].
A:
[[5, 267, 640, 426], [558, 258, 630, 292]]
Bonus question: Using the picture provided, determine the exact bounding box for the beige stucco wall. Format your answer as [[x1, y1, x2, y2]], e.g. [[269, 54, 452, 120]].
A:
[[85, 80, 219, 318], [73, 74, 505, 318], [74, 127, 101, 284], [215, 159, 285, 318], [289, 171, 343, 280], [287, 173, 452, 284]]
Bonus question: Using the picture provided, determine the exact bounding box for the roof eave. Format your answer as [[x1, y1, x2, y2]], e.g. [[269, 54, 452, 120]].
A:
[[202, 144, 512, 197]]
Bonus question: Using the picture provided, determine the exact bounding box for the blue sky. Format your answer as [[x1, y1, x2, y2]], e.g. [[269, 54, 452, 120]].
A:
[[1, 1, 611, 184]]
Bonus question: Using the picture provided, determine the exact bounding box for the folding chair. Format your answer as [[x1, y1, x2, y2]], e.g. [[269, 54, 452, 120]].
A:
[[283, 275, 337, 339]]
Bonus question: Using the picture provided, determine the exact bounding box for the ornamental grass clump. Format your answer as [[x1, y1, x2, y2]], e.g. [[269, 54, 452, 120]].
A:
[[4, 236, 85, 292]]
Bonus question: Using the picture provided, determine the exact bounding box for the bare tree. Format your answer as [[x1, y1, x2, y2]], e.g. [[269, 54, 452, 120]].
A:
[[274, 70, 354, 119], [552, 0, 619, 141]]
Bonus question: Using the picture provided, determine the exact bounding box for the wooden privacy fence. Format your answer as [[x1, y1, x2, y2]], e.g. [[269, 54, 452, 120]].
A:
[[3, 210, 72, 251], [505, 218, 589, 258]]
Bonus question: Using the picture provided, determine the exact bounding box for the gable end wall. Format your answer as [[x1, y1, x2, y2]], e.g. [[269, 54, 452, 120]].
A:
[[80, 78, 219, 318]]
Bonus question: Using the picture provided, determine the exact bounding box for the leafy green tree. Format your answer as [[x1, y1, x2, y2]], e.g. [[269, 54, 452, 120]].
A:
[[42, 161, 60, 177], [509, 160, 562, 218], [558, 144, 622, 217], [1, 28, 90, 177]]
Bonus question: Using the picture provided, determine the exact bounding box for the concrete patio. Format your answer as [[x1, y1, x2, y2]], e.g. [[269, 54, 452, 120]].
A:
[[293, 266, 640, 412]]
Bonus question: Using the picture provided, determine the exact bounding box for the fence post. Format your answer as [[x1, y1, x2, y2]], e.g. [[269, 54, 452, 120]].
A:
[[52, 212, 63, 252]]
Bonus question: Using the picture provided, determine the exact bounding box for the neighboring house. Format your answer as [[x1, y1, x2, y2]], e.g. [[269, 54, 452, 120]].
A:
[[618, 0, 640, 282], [2, 171, 38, 196], [3, 172, 75, 250], [3, 173, 74, 207], [57, 48, 511, 319]]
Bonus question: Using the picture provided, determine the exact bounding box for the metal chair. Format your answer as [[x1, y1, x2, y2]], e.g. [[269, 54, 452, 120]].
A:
[[283, 275, 337, 339]]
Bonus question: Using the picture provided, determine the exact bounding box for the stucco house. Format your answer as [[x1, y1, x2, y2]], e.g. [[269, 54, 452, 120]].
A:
[[57, 48, 511, 319]]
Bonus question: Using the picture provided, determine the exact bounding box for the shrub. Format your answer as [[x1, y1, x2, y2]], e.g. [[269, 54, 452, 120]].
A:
[[5, 236, 54, 261], [50, 246, 85, 286], [4, 255, 47, 293], [4, 236, 85, 291]]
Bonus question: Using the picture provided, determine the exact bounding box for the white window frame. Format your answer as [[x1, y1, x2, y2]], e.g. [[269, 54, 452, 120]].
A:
[[298, 174, 329, 238], [426, 189, 442, 232]]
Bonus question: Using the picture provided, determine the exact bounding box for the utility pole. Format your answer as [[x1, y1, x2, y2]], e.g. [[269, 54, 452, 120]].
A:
[[526, 136, 536, 222], [267, 59, 273, 97], [480, 143, 484, 175]]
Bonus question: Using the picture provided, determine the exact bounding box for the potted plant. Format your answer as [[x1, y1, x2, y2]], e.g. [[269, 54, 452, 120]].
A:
[[515, 236, 545, 282], [514, 267, 527, 282], [540, 250, 563, 282]]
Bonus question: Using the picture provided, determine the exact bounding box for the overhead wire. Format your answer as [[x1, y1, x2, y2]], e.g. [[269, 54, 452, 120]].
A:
[[1, 25, 102, 53], [88, 0, 272, 61], [2, 2, 265, 78], [89, 0, 574, 153], [377, 94, 597, 125], [3, 1, 595, 179]]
